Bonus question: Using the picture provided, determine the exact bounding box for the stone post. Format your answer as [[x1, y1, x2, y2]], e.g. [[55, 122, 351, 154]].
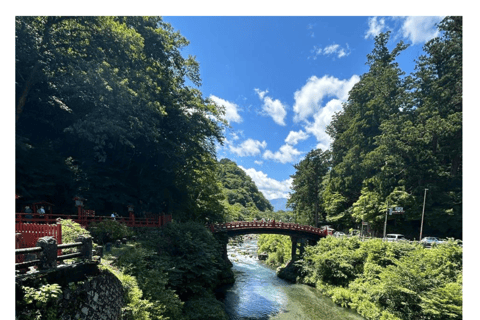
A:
[[36, 236, 58, 270], [76, 235, 93, 260], [95, 246, 103, 258]]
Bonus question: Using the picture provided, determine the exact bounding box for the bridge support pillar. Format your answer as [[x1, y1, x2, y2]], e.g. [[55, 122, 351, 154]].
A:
[[290, 236, 306, 261], [291, 236, 297, 261]]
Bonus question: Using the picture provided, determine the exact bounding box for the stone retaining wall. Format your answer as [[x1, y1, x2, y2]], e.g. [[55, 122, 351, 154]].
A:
[[57, 271, 124, 320]]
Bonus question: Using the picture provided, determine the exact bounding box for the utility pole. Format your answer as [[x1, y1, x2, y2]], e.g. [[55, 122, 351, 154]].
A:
[[419, 188, 428, 241], [383, 200, 389, 240]]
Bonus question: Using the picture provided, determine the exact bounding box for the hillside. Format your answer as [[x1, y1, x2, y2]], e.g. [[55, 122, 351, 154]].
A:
[[217, 158, 273, 221]]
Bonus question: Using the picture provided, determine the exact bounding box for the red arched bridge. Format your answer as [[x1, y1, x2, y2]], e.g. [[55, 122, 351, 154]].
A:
[[212, 221, 333, 240], [211, 221, 334, 260]]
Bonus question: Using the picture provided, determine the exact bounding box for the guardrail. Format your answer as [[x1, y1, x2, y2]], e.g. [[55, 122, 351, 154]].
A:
[[15, 235, 95, 272]]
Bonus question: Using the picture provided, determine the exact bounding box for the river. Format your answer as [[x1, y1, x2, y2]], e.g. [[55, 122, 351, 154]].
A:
[[220, 237, 364, 320]]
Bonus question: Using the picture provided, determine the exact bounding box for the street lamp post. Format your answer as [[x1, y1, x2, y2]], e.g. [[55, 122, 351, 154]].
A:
[[383, 200, 389, 240], [419, 188, 428, 241]]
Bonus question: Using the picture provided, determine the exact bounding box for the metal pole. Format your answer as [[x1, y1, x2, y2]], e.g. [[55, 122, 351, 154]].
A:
[[383, 200, 388, 240], [419, 188, 428, 241]]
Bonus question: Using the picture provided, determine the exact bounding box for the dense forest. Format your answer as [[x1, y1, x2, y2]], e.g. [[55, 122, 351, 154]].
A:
[[288, 17, 462, 239], [15, 16, 228, 223]]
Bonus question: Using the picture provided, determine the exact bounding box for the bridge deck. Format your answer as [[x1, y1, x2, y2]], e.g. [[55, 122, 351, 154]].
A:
[[213, 221, 332, 240]]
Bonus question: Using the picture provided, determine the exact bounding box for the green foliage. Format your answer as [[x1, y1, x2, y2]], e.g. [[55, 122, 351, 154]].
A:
[[107, 244, 184, 320], [20, 283, 62, 320], [116, 272, 154, 320], [182, 293, 229, 320], [57, 219, 91, 243], [288, 149, 331, 226], [257, 234, 292, 267], [16, 16, 226, 219], [143, 222, 229, 300], [291, 237, 463, 320], [218, 158, 273, 222], [88, 219, 135, 243], [419, 273, 462, 320]]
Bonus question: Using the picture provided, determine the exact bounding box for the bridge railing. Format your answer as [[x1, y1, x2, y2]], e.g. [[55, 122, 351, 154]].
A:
[[213, 221, 332, 237]]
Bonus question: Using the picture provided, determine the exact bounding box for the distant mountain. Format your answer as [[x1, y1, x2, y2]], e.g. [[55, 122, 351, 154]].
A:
[[269, 198, 292, 212]]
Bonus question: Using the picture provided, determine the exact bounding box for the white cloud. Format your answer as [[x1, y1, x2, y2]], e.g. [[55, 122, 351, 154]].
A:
[[255, 88, 288, 126], [285, 130, 309, 145], [254, 160, 263, 165], [209, 95, 242, 124], [263, 144, 302, 164], [293, 75, 360, 122], [230, 131, 241, 141], [310, 43, 351, 60], [365, 16, 443, 45], [365, 17, 386, 39], [401, 16, 443, 45], [229, 138, 267, 157], [239, 166, 293, 200], [254, 88, 268, 100]]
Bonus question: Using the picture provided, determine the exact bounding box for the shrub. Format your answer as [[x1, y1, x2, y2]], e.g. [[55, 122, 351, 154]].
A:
[[143, 221, 229, 300], [88, 220, 135, 244], [19, 283, 62, 320], [182, 293, 228, 320], [112, 244, 184, 320], [115, 272, 153, 320], [257, 234, 291, 267], [57, 219, 91, 244], [266, 236, 463, 320]]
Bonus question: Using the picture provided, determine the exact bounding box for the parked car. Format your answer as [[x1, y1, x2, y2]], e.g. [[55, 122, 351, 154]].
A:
[[420, 237, 444, 247], [333, 231, 346, 237], [384, 234, 406, 242]]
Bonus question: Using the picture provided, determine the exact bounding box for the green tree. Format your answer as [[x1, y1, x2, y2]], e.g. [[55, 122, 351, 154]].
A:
[[361, 17, 462, 238], [217, 158, 273, 221], [16, 17, 226, 219], [288, 149, 331, 226], [324, 31, 409, 227]]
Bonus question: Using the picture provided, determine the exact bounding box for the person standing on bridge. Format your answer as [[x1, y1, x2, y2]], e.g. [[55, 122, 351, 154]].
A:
[[24, 206, 33, 220]]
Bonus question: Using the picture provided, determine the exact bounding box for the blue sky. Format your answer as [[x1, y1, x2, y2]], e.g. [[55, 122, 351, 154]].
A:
[[163, 16, 444, 200]]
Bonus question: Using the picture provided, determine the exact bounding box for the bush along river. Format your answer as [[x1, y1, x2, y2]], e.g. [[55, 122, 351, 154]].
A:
[[219, 236, 364, 320]]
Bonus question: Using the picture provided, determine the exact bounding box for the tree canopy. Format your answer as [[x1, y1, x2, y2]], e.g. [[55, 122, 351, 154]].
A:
[[288, 17, 462, 239], [217, 158, 273, 221], [16, 16, 227, 222]]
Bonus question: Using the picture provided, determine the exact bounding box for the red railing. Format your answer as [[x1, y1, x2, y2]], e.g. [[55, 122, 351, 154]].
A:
[[213, 221, 333, 237], [15, 212, 172, 228], [15, 223, 62, 247], [15, 223, 62, 265]]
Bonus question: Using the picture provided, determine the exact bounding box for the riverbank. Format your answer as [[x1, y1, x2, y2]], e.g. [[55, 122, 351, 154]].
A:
[[222, 236, 364, 320], [258, 234, 463, 320]]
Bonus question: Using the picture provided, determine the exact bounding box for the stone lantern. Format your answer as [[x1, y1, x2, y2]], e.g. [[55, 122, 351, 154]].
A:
[[73, 196, 85, 221], [127, 205, 135, 224]]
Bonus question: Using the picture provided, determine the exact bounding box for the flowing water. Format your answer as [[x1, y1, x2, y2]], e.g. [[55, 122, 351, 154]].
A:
[[221, 237, 364, 320]]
